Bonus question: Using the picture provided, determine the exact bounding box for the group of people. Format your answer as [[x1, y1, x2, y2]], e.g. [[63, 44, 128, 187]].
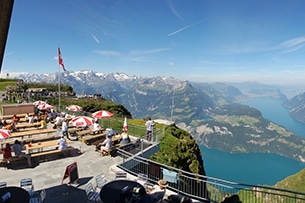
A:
[[96, 116, 155, 154], [0, 114, 22, 132], [0, 119, 16, 132], [0, 140, 32, 167], [131, 179, 192, 203], [0, 135, 68, 168], [97, 128, 131, 154], [0, 112, 50, 132]]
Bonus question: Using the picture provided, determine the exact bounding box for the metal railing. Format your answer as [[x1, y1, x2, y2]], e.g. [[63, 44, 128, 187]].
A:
[[116, 146, 305, 203], [85, 117, 305, 202]]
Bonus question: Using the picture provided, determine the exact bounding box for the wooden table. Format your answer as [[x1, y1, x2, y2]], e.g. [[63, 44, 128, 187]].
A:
[[6, 117, 28, 124], [1, 113, 30, 120], [0, 186, 30, 203], [26, 139, 71, 154], [68, 127, 81, 136], [15, 122, 41, 129], [76, 129, 93, 139], [10, 128, 55, 139]]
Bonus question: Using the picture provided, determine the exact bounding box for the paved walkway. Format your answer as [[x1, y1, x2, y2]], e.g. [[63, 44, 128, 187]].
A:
[[0, 139, 124, 203]]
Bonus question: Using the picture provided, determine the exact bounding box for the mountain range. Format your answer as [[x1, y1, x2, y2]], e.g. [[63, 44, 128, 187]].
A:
[[13, 70, 305, 161]]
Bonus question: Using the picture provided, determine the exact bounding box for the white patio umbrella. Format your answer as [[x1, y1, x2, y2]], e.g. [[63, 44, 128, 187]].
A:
[[37, 103, 53, 110], [70, 116, 94, 127], [0, 129, 11, 141], [92, 110, 114, 119], [92, 110, 114, 127], [66, 105, 82, 112], [33, 100, 46, 106]]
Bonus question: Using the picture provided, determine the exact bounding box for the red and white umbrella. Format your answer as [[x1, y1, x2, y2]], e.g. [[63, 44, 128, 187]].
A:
[[0, 129, 11, 141], [37, 103, 53, 110], [92, 110, 114, 119], [66, 105, 82, 112], [123, 117, 128, 131], [70, 116, 94, 127], [33, 100, 46, 106]]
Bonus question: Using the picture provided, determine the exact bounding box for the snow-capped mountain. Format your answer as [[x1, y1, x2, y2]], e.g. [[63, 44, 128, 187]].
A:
[[14, 70, 215, 122]]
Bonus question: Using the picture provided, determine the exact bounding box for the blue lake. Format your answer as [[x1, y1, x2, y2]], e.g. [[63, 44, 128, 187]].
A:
[[199, 97, 305, 186]]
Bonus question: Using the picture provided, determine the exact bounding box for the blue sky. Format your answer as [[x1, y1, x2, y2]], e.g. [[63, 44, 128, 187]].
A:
[[2, 0, 305, 85]]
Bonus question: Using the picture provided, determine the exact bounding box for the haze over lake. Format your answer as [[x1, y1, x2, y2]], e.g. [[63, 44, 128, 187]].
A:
[[200, 96, 305, 186]]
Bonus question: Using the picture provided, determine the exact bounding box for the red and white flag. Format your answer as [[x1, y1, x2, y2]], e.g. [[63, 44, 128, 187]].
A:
[[58, 47, 66, 71], [123, 117, 128, 131]]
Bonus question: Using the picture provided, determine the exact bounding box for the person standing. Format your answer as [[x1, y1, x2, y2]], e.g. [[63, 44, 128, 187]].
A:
[[62, 119, 69, 140], [145, 117, 155, 141]]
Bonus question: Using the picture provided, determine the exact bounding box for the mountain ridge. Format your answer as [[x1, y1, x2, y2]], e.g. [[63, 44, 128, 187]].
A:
[[13, 70, 305, 162]]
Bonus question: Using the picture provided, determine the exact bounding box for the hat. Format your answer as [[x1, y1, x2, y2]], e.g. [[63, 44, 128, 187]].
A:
[[107, 129, 116, 136], [157, 179, 168, 187]]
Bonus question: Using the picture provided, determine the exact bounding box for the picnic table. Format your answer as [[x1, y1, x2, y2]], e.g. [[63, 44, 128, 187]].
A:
[[10, 128, 55, 139], [68, 127, 82, 136], [15, 122, 41, 130], [6, 117, 28, 123], [76, 129, 93, 139], [80, 132, 107, 144], [26, 139, 71, 154], [1, 113, 32, 120]]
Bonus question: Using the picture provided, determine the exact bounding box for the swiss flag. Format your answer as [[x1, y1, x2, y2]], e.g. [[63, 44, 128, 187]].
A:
[[58, 47, 66, 71]]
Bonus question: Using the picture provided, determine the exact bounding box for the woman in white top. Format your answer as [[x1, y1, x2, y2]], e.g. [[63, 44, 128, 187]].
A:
[[99, 134, 112, 153], [57, 136, 67, 150]]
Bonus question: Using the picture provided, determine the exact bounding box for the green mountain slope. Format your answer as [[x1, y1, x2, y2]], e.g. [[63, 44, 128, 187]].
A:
[[150, 125, 205, 175], [274, 168, 305, 193]]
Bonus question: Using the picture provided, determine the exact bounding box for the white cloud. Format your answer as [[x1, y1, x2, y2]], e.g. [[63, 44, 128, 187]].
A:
[[130, 48, 170, 55], [278, 36, 305, 54], [93, 50, 120, 56], [167, 0, 183, 20], [167, 19, 205, 37], [91, 34, 100, 44]]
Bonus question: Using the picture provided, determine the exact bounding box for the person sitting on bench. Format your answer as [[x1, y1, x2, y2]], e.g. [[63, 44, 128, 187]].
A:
[[57, 135, 67, 151], [120, 129, 130, 144], [12, 140, 32, 168], [99, 134, 112, 155], [0, 143, 12, 165]]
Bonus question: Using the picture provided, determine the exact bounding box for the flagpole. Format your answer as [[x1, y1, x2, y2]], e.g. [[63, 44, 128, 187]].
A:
[[58, 46, 61, 111], [58, 46, 66, 112], [58, 60, 61, 111]]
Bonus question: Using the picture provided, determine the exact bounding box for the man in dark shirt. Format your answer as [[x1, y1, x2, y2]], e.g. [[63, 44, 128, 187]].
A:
[[136, 187, 152, 203]]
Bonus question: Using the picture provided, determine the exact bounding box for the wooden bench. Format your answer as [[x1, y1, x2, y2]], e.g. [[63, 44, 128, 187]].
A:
[[68, 127, 81, 137], [0, 133, 57, 148], [80, 132, 107, 145], [30, 146, 74, 160], [98, 146, 116, 157], [1, 113, 33, 120], [0, 156, 27, 167], [10, 128, 56, 139], [22, 134, 57, 144], [76, 129, 93, 139]]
